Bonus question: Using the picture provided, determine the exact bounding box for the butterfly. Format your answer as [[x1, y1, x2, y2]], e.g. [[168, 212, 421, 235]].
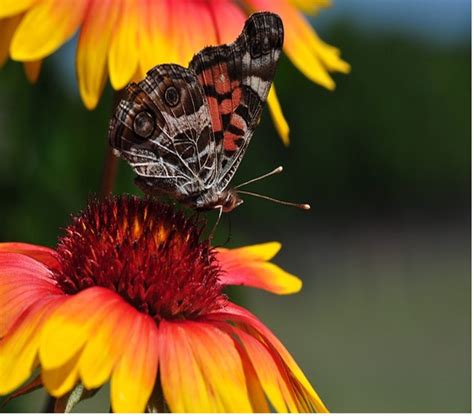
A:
[[109, 12, 308, 214]]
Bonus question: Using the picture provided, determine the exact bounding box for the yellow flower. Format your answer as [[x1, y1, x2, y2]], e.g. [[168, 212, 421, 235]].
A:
[[0, 0, 350, 144], [0, 195, 328, 412]]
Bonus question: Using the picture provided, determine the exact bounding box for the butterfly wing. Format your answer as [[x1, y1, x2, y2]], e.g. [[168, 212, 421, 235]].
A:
[[109, 64, 218, 200], [189, 12, 284, 192]]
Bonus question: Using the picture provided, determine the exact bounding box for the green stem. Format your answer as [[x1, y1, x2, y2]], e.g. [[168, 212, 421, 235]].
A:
[[42, 395, 55, 412]]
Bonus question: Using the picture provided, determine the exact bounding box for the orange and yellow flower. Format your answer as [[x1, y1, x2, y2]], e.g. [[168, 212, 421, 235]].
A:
[[0, 0, 349, 144], [0, 195, 328, 412]]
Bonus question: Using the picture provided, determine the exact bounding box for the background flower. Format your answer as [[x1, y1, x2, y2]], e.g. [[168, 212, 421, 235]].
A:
[[0, 0, 350, 144], [0, 195, 327, 412]]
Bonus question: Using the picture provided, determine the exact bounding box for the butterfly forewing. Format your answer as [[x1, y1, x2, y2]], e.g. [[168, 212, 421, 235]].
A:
[[189, 12, 283, 191]]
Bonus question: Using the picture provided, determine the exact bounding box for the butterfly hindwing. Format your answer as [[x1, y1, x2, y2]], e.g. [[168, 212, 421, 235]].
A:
[[109, 64, 218, 199], [189, 12, 284, 191]]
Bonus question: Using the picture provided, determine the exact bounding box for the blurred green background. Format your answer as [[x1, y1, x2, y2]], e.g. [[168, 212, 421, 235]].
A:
[[1, 0, 470, 412]]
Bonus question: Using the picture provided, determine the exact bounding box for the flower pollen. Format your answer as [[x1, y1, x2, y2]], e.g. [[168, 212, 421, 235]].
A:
[[54, 195, 225, 322]]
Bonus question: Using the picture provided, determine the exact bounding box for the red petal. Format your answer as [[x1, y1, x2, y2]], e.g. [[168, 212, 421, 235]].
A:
[[0, 242, 59, 269], [0, 252, 62, 337], [206, 0, 246, 44]]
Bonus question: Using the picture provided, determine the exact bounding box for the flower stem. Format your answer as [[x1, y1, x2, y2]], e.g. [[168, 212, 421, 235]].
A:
[[100, 147, 119, 198], [100, 90, 124, 198], [43, 395, 55, 412]]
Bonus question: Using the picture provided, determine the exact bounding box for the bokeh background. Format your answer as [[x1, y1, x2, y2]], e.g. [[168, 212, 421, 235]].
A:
[[1, 0, 470, 412]]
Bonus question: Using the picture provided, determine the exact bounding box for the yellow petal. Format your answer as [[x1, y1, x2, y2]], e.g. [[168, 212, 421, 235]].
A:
[[10, 0, 89, 61], [268, 86, 290, 145], [0, 0, 37, 19], [159, 321, 252, 412], [110, 313, 159, 412], [41, 349, 81, 397], [23, 59, 42, 82], [218, 242, 281, 262], [108, 0, 138, 90], [285, 30, 336, 90], [39, 287, 122, 370], [288, 0, 331, 15], [159, 321, 216, 412], [186, 322, 252, 412], [0, 15, 22, 66], [77, 0, 120, 109], [79, 299, 138, 390], [311, 33, 351, 73], [0, 297, 64, 395]]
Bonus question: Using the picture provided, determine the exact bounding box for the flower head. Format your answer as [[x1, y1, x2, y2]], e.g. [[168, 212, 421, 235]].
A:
[[0, 0, 349, 144], [0, 195, 328, 412]]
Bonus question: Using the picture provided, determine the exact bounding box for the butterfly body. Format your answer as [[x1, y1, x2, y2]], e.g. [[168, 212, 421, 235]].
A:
[[109, 12, 283, 212], [134, 176, 242, 212]]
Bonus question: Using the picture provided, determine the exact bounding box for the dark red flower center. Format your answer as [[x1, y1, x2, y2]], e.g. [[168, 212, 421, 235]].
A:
[[53, 195, 226, 322]]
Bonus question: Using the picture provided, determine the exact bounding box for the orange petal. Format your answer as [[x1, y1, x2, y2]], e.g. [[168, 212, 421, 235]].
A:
[[23, 59, 42, 82], [77, 0, 120, 109], [0, 242, 59, 269], [235, 338, 270, 412], [108, 0, 138, 90], [268, 86, 290, 145], [0, 296, 65, 395], [208, 302, 329, 412], [0, 252, 62, 338], [0, 0, 37, 19], [110, 312, 159, 412], [0, 15, 22, 66], [159, 320, 252, 412], [137, 0, 236, 75], [186, 322, 252, 412], [80, 297, 140, 390], [137, 0, 170, 76], [234, 327, 293, 412], [39, 287, 124, 371], [216, 242, 302, 294], [10, 0, 89, 61], [170, 0, 218, 66]]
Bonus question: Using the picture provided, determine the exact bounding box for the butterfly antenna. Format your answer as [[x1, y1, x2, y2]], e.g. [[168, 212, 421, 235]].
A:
[[236, 190, 311, 210], [235, 166, 283, 189], [209, 205, 224, 240]]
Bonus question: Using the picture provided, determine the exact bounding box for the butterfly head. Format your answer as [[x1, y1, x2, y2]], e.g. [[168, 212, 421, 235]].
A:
[[192, 188, 243, 213], [219, 189, 244, 213]]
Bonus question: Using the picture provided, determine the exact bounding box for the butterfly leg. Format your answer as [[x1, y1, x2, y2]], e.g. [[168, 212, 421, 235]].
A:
[[209, 205, 223, 241]]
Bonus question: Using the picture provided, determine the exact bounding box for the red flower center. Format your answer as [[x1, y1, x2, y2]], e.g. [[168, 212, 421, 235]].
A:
[[53, 195, 226, 322]]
